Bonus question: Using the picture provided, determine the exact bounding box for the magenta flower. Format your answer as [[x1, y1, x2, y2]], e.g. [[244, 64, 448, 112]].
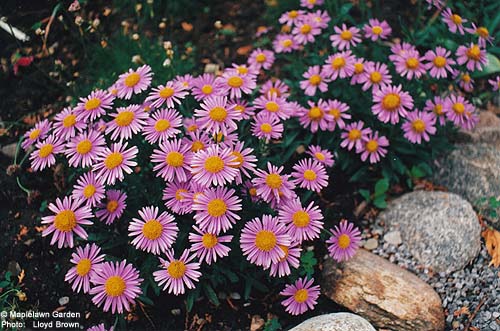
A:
[[266, 242, 301, 277], [128, 206, 178, 255], [228, 99, 255, 120], [248, 48, 275, 70], [322, 51, 356, 80], [489, 76, 500, 91], [455, 72, 474, 92], [94, 142, 138, 185], [253, 92, 291, 120], [363, 19, 391, 41], [151, 138, 193, 182], [325, 99, 351, 131], [340, 121, 372, 151], [273, 34, 299, 53], [191, 73, 221, 101], [106, 104, 149, 141], [260, 79, 290, 98], [194, 96, 241, 136], [251, 112, 284, 142], [243, 180, 260, 203], [444, 94, 475, 127], [189, 226, 233, 265], [74, 90, 115, 123], [330, 24, 361, 50], [307, 145, 334, 167], [372, 84, 414, 124], [95, 189, 127, 225], [300, 65, 329, 96], [309, 10, 331, 29], [145, 80, 188, 109], [41, 196, 93, 248], [300, 0, 323, 9], [65, 243, 105, 293], [292, 18, 321, 45], [456, 43, 488, 72], [424, 47, 456, 79], [89, 260, 143, 313], [278, 197, 324, 243], [466, 23, 494, 48], [291, 158, 329, 192], [424, 96, 447, 125], [395, 49, 426, 80], [240, 214, 291, 268], [229, 141, 257, 184], [280, 277, 320, 315], [22, 119, 51, 151], [358, 131, 389, 163], [441, 7, 467, 34], [72, 171, 105, 207], [216, 69, 256, 99], [252, 162, 295, 204], [53, 107, 86, 141], [279, 10, 305, 26], [426, 0, 444, 9], [30, 135, 65, 171], [190, 144, 239, 187], [359, 62, 392, 91], [402, 110, 437, 144], [192, 186, 242, 234], [65, 130, 106, 168], [153, 249, 201, 295], [143, 108, 182, 144], [115, 64, 153, 99], [87, 324, 114, 331], [230, 63, 260, 77], [162, 179, 190, 215], [326, 220, 361, 262], [350, 58, 367, 85], [297, 100, 332, 133], [389, 41, 416, 62]]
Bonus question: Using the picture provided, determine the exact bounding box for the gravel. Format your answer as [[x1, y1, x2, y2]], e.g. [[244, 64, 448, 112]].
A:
[[362, 219, 500, 331]]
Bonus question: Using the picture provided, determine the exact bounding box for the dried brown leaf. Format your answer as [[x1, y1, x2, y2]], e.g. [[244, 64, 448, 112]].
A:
[[482, 228, 500, 267]]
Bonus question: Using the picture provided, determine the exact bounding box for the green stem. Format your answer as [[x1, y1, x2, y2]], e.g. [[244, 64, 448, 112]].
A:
[[16, 177, 30, 195]]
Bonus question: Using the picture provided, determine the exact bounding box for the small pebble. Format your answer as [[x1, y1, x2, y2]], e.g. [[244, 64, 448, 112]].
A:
[[58, 297, 69, 306], [230, 292, 241, 300], [384, 231, 402, 246], [171, 309, 181, 316], [364, 238, 378, 250]]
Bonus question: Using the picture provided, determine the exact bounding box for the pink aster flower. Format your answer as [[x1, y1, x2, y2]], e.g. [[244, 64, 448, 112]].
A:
[[273, 34, 300, 53], [402, 110, 437, 144], [426, 0, 444, 9], [151, 138, 193, 182], [182, 130, 211, 153], [280, 277, 320, 315], [106, 104, 149, 141], [228, 99, 255, 120], [363, 19, 392, 41], [297, 100, 332, 133], [325, 99, 351, 131], [330, 24, 361, 50], [190, 144, 239, 187], [189, 226, 233, 265], [300, 65, 329, 96], [242, 180, 260, 203], [466, 23, 494, 48], [350, 57, 367, 85], [424, 47, 456, 78], [30, 135, 65, 171], [291, 158, 329, 192], [444, 94, 475, 127], [162, 179, 190, 215], [229, 141, 257, 184], [252, 162, 295, 204], [278, 197, 324, 243], [340, 121, 372, 151], [251, 112, 284, 142], [266, 242, 301, 277], [395, 49, 426, 80], [308, 10, 331, 29], [358, 131, 389, 163], [143, 108, 182, 144], [194, 96, 241, 135], [74, 90, 115, 123], [153, 249, 201, 295], [87, 324, 114, 331], [65, 243, 105, 293], [89, 260, 143, 313], [95, 189, 127, 225], [254, 92, 291, 120], [145, 81, 188, 109], [359, 62, 392, 91], [489, 76, 500, 91], [322, 51, 356, 80], [389, 41, 417, 62], [326, 220, 361, 262], [300, 0, 323, 9], [456, 43, 488, 72], [22, 119, 51, 151], [72, 171, 105, 207], [455, 71, 474, 92], [192, 74, 221, 101], [462, 109, 479, 131], [307, 145, 334, 167], [65, 130, 106, 168], [248, 48, 275, 70], [94, 142, 138, 185], [128, 206, 178, 255], [216, 69, 256, 99], [231, 63, 260, 77], [53, 107, 86, 141], [424, 96, 447, 126], [260, 79, 290, 98], [192, 186, 242, 234], [372, 84, 414, 124], [441, 7, 467, 35], [292, 18, 321, 45], [41, 196, 93, 248], [173, 74, 194, 90], [115, 64, 153, 99], [240, 214, 291, 268], [279, 10, 305, 26]]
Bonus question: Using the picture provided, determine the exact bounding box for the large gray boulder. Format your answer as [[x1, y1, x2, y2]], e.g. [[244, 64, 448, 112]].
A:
[[289, 313, 375, 331]]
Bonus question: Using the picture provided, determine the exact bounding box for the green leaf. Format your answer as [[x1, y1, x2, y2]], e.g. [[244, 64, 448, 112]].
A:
[[410, 165, 426, 178], [39, 200, 48, 213], [186, 291, 196, 312], [0, 281, 10, 289], [373, 195, 387, 209], [374, 178, 389, 197], [359, 189, 371, 201], [5, 271, 12, 281], [203, 283, 220, 306], [264, 318, 281, 331], [473, 53, 500, 78], [137, 295, 154, 306]]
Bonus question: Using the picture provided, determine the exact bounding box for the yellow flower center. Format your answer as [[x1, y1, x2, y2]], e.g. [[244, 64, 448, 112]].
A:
[[124, 72, 141, 87], [406, 57, 419, 69], [237, 66, 248, 75], [106, 200, 119, 212], [254, 230, 277, 252], [175, 188, 187, 201], [204, 156, 224, 173], [294, 289, 309, 303], [207, 198, 227, 217], [477, 27, 489, 38], [63, 114, 77, 128], [300, 24, 312, 34], [354, 62, 364, 74], [292, 210, 310, 227], [104, 152, 123, 170], [282, 39, 293, 47], [329, 108, 341, 119], [451, 14, 462, 25], [466, 45, 481, 61], [39, 144, 54, 158], [265, 173, 282, 189], [187, 124, 198, 132], [249, 187, 257, 196], [154, 119, 171, 132], [332, 57, 346, 69], [29, 129, 41, 140], [337, 233, 351, 249], [314, 152, 325, 161], [370, 71, 382, 84], [115, 111, 135, 127], [83, 184, 96, 198], [159, 87, 175, 99], [260, 123, 273, 133], [191, 141, 205, 152], [76, 139, 92, 155], [142, 219, 163, 240], [201, 84, 213, 95], [228, 76, 243, 88], [234, 105, 245, 113], [85, 98, 102, 111], [452, 102, 465, 115], [104, 276, 126, 297], [365, 140, 379, 153], [372, 26, 383, 35], [256, 53, 266, 63], [288, 10, 298, 18], [308, 107, 323, 120], [309, 74, 321, 86], [382, 93, 401, 111], [268, 87, 281, 97], [167, 261, 186, 279], [278, 245, 289, 262], [54, 210, 77, 232], [461, 73, 471, 83], [348, 129, 361, 141], [230, 151, 244, 168], [209, 106, 228, 122], [412, 119, 426, 133], [433, 56, 446, 68], [265, 101, 280, 112], [303, 169, 317, 181], [434, 104, 443, 116], [340, 30, 353, 40], [76, 258, 92, 277], [165, 151, 184, 167], [202, 233, 218, 248]]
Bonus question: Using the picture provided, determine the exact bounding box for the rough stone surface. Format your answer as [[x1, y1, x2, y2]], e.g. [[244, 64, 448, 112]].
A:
[[0, 143, 17, 158], [378, 190, 481, 273], [454, 111, 500, 148], [322, 249, 445, 331], [363, 238, 378, 250], [384, 231, 402, 246], [289, 313, 376, 331], [433, 143, 500, 210]]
